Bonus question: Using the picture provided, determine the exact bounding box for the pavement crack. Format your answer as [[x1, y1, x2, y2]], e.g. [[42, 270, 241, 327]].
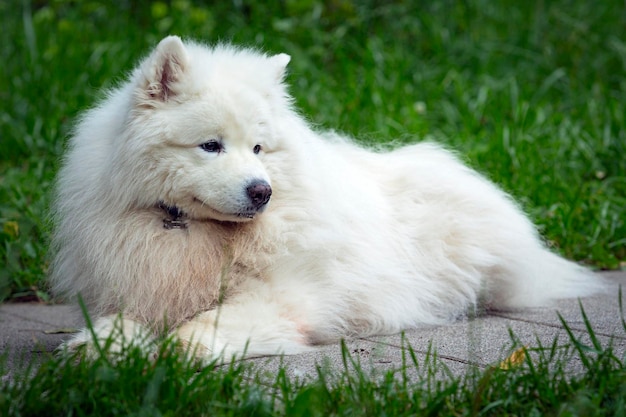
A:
[[487, 312, 626, 340]]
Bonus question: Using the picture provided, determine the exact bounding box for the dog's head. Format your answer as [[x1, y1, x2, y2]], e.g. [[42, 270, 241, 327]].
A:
[[110, 36, 291, 223]]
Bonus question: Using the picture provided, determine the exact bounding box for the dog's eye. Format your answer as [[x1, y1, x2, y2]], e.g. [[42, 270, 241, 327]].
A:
[[253, 144, 262, 154], [200, 140, 222, 153]]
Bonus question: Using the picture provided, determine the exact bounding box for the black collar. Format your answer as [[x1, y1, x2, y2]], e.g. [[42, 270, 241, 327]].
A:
[[157, 202, 188, 230]]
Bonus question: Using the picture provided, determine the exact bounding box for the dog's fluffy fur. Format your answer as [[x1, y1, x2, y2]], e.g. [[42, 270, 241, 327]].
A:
[[50, 36, 604, 360]]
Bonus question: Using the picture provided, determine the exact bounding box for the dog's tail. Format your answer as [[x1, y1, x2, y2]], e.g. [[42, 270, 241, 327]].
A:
[[489, 248, 608, 309]]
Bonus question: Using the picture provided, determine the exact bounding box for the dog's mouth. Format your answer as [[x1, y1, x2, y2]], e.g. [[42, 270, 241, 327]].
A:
[[192, 198, 260, 222], [156, 197, 263, 228]]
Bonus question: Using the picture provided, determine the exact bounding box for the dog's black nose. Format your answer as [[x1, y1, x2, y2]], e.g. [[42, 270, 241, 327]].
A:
[[246, 180, 272, 209]]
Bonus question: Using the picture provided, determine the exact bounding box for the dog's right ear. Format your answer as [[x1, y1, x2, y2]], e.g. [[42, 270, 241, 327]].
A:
[[135, 36, 189, 107], [269, 53, 290, 83]]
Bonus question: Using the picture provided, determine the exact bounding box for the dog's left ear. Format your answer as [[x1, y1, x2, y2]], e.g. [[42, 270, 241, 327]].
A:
[[136, 36, 189, 106], [269, 53, 290, 83]]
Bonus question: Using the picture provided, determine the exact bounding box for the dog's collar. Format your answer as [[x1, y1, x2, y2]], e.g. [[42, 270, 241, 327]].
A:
[[157, 201, 188, 230]]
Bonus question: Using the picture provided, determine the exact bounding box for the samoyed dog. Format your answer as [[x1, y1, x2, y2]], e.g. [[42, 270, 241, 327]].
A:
[[50, 36, 603, 361]]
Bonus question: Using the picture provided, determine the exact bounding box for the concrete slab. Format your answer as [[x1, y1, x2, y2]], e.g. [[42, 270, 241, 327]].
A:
[[0, 303, 79, 376], [1, 271, 624, 382]]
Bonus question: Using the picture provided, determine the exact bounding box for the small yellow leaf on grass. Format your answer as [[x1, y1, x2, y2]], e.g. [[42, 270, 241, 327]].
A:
[[499, 346, 527, 370], [3, 221, 19, 238]]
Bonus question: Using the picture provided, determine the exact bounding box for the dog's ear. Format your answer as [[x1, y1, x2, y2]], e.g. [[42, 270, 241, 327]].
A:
[[136, 36, 189, 106], [269, 53, 290, 83]]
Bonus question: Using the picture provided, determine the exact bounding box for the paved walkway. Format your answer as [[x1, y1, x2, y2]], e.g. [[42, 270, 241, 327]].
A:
[[1, 271, 624, 380]]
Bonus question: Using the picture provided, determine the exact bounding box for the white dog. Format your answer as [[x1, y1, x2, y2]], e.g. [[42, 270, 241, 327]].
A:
[[50, 36, 603, 361]]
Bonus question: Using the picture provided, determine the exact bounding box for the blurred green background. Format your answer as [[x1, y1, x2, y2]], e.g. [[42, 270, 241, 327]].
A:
[[1, 0, 625, 302]]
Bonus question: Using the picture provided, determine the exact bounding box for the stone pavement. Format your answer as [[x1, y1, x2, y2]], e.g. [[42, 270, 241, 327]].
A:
[[1, 271, 624, 380]]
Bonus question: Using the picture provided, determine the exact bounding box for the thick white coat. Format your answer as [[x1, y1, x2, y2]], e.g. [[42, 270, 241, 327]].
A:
[[50, 36, 604, 360]]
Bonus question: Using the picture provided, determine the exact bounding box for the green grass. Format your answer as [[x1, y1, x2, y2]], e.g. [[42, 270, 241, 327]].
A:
[[2, 304, 625, 416], [1, 0, 625, 301]]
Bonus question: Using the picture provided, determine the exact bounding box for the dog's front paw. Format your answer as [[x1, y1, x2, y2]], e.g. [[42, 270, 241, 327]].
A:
[[57, 316, 155, 361], [171, 320, 228, 365]]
